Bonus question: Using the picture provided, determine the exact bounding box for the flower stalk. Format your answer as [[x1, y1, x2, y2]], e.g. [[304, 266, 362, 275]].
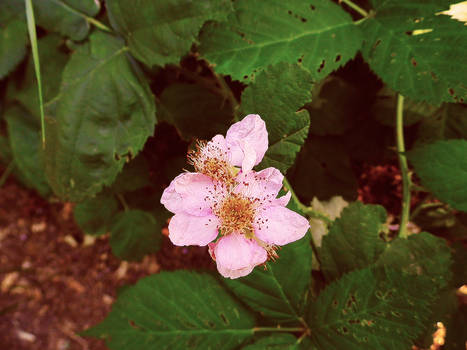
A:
[[396, 94, 411, 238]]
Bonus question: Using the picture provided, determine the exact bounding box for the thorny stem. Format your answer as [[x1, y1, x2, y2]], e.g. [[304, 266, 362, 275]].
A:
[[253, 326, 304, 333], [339, 0, 369, 18], [86, 16, 112, 32], [396, 94, 411, 238], [0, 162, 15, 188], [206, 65, 240, 118]]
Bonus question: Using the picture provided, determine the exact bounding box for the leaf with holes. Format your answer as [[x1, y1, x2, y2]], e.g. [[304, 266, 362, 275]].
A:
[[319, 201, 387, 281], [307, 267, 436, 350], [106, 0, 232, 67], [84, 271, 256, 350], [44, 32, 156, 202], [376, 232, 452, 289], [361, 0, 467, 104], [32, 0, 100, 41], [0, 1, 28, 79], [240, 63, 313, 174], [199, 0, 362, 81], [408, 139, 467, 211], [110, 210, 162, 261], [224, 234, 312, 325], [74, 192, 119, 236], [4, 105, 50, 197]]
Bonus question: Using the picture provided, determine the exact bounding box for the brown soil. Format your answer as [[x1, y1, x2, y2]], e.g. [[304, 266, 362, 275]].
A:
[[0, 172, 214, 350]]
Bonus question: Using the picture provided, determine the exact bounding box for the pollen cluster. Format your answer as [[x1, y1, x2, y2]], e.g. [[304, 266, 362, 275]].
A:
[[214, 193, 256, 237], [187, 140, 236, 186]]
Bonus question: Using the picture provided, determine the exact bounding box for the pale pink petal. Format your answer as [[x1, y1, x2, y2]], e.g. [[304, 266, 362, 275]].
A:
[[161, 172, 216, 216], [274, 191, 291, 207], [213, 233, 267, 279], [225, 114, 268, 170], [254, 206, 309, 246], [168, 213, 219, 246], [235, 167, 284, 201]]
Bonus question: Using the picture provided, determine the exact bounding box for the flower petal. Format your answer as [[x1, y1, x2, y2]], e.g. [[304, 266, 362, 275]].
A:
[[255, 206, 309, 246], [235, 167, 284, 201], [226, 114, 268, 171], [161, 172, 216, 216], [168, 213, 219, 246], [213, 233, 267, 279]]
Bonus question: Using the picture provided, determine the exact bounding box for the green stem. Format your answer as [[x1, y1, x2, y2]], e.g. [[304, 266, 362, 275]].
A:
[[206, 65, 239, 119], [86, 16, 112, 32], [25, 0, 45, 148], [339, 0, 369, 18], [0, 162, 15, 187], [253, 326, 304, 333], [396, 94, 411, 238], [116, 193, 129, 212]]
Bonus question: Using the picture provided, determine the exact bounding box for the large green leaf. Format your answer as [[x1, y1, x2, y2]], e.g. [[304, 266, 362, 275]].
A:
[[44, 32, 156, 201], [8, 34, 68, 119], [32, 0, 100, 41], [242, 334, 302, 350], [361, 0, 467, 104], [240, 63, 312, 174], [157, 82, 234, 141], [224, 234, 312, 325], [110, 210, 162, 261], [4, 105, 50, 196], [376, 232, 452, 289], [319, 202, 387, 281], [307, 267, 436, 350], [106, 0, 232, 67], [199, 0, 362, 81], [0, 1, 28, 79], [74, 192, 119, 236], [84, 271, 256, 350], [408, 139, 467, 211]]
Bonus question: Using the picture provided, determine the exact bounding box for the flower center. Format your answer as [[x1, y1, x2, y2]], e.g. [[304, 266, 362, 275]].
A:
[[214, 193, 256, 238], [187, 140, 236, 186]]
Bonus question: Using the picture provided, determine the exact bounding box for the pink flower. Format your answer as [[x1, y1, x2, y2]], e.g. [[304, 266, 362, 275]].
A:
[[161, 167, 309, 279], [160, 115, 310, 279]]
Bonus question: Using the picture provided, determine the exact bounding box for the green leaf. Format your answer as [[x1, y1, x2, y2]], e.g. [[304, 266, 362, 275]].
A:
[[106, 0, 232, 67], [306, 76, 359, 136], [0, 19, 28, 80], [44, 32, 156, 202], [157, 83, 234, 141], [74, 192, 119, 236], [376, 232, 452, 289], [288, 136, 358, 202], [8, 34, 68, 119], [307, 267, 436, 350], [240, 63, 312, 174], [242, 334, 300, 349], [319, 202, 387, 281], [4, 105, 50, 196], [110, 154, 150, 193], [199, 0, 362, 81], [84, 271, 256, 350], [32, 0, 100, 41], [414, 103, 467, 147], [361, 0, 467, 104], [110, 210, 162, 261], [408, 139, 467, 211], [224, 234, 312, 324]]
